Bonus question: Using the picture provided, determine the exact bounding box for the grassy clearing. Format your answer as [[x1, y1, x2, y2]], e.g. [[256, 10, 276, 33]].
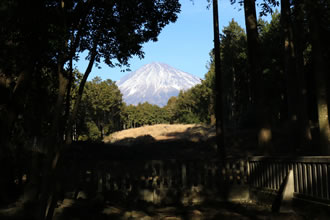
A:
[[103, 124, 296, 157], [104, 124, 215, 145], [102, 124, 261, 157]]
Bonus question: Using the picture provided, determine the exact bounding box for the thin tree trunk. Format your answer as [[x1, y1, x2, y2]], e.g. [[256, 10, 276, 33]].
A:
[[213, 0, 225, 158], [63, 57, 74, 142], [244, 0, 259, 105], [65, 48, 97, 145]]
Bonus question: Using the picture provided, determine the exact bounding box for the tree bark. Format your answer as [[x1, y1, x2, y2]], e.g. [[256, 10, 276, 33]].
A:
[[292, 0, 312, 150], [309, 1, 330, 154], [38, 63, 69, 220], [281, 0, 301, 153], [65, 48, 97, 145], [213, 0, 225, 158], [0, 66, 33, 204], [244, 0, 272, 152]]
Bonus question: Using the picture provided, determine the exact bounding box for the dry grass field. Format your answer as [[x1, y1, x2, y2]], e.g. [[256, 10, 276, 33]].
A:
[[102, 124, 297, 157], [102, 124, 262, 158], [104, 124, 216, 145]]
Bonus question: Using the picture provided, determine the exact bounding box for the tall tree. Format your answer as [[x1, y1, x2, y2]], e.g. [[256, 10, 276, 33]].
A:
[[244, 0, 272, 152], [308, 0, 330, 154], [220, 19, 248, 129], [281, 0, 300, 152], [281, 0, 312, 152], [213, 0, 225, 157], [292, 0, 312, 149]]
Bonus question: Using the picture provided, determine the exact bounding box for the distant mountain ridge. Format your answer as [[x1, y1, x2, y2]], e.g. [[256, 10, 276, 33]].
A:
[[117, 62, 201, 106]]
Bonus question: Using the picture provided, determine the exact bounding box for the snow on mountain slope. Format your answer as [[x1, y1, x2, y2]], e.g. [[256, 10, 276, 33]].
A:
[[117, 62, 201, 107]]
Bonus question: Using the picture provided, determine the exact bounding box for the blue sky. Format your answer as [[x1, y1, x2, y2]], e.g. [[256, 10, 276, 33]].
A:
[[75, 0, 247, 82]]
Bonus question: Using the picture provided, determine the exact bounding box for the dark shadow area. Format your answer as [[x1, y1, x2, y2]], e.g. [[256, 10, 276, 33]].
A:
[[71, 139, 216, 160], [1, 140, 328, 219], [1, 137, 329, 220], [50, 197, 307, 220], [164, 125, 214, 140]]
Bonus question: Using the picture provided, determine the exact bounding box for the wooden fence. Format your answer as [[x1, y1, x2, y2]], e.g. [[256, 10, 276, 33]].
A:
[[249, 156, 330, 204], [68, 159, 249, 204], [65, 156, 330, 205]]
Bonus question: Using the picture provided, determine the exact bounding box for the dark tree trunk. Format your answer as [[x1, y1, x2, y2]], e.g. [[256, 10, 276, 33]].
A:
[[244, 0, 272, 153], [292, 0, 312, 151], [38, 62, 69, 220], [309, 1, 330, 154], [65, 48, 97, 145], [281, 0, 301, 153], [213, 0, 225, 158], [0, 65, 33, 205], [243, 0, 259, 105], [64, 57, 74, 140]]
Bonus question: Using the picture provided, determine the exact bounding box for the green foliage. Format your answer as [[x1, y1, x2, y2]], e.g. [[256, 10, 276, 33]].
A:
[[220, 19, 249, 128], [169, 82, 212, 124], [164, 96, 178, 124], [121, 102, 169, 128], [79, 121, 101, 141], [76, 77, 123, 140]]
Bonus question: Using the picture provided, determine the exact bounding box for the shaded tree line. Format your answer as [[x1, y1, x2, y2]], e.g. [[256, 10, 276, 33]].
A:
[[116, 80, 213, 128], [121, 102, 169, 128]]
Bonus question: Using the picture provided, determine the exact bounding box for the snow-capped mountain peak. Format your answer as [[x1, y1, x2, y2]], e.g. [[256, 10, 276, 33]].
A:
[[117, 62, 201, 106]]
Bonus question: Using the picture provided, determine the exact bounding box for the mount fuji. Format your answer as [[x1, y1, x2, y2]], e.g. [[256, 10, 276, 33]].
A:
[[117, 62, 201, 107]]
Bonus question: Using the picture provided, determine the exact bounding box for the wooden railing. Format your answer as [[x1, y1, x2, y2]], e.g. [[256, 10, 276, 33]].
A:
[[68, 159, 249, 204], [248, 156, 330, 203], [65, 155, 330, 205], [83, 159, 249, 189]]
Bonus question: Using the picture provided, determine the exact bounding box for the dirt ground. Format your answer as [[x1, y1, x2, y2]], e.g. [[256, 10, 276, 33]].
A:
[[0, 196, 323, 220], [51, 198, 307, 220], [0, 125, 324, 219]]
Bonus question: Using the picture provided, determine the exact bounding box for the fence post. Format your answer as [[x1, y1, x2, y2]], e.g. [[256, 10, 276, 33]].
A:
[[97, 169, 103, 193], [182, 163, 187, 189]]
